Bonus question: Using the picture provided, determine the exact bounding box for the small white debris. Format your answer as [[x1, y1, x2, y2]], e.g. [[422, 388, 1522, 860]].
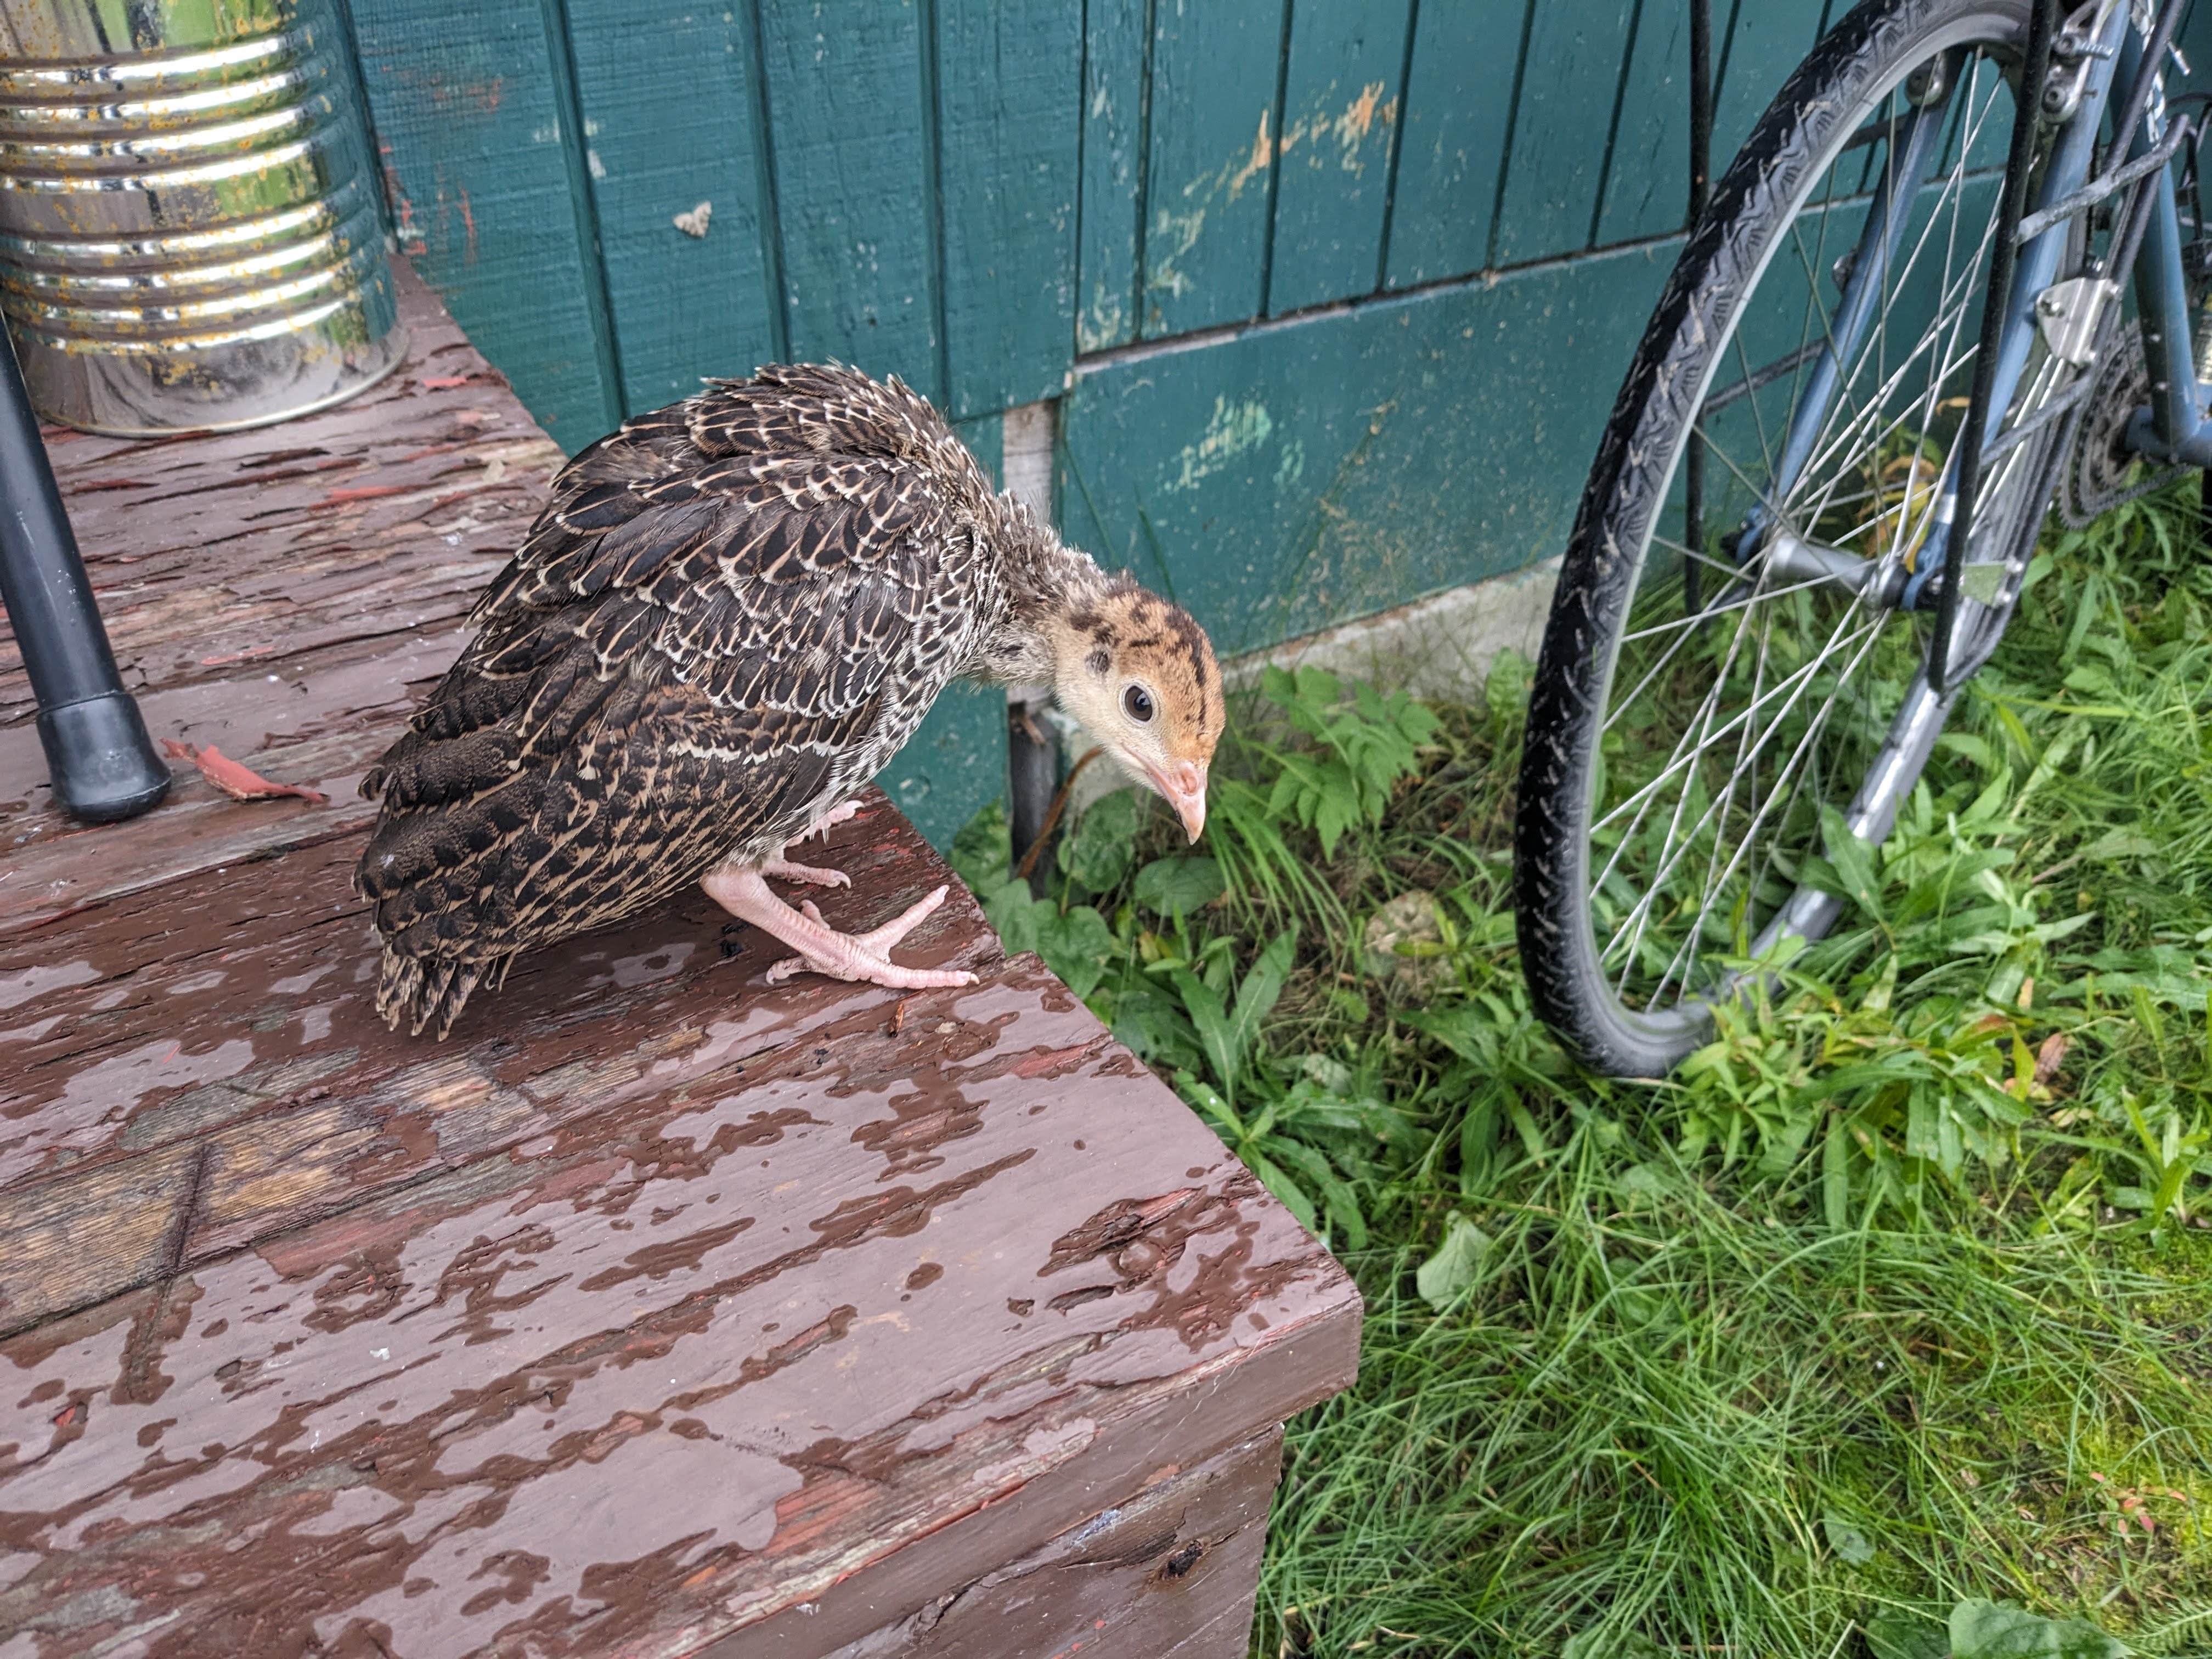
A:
[[935, 1021, 958, 1035], [372, 1348, 389, 1360], [674, 201, 713, 238]]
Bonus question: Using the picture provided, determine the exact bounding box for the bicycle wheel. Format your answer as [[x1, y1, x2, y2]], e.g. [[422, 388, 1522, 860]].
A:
[[1515, 0, 2081, 1077]]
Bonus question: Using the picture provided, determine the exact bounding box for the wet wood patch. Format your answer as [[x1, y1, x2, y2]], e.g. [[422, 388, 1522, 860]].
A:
[[0, 271, 1359, 1655]]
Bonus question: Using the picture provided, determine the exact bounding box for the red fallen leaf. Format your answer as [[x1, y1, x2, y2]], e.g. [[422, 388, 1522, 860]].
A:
[[161, 739, 329, 805], [420, 375, 475, 389]]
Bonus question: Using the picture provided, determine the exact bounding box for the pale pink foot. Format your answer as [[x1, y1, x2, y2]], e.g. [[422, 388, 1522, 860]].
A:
[[796, 798, 864, 844], [760, 799, 867, 887], [760, 855, 849, 888], [701, 866, 975, 991]]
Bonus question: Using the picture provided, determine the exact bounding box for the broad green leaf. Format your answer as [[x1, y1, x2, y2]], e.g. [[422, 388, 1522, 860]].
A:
[[1865, 1611, 1949, 1659], [1228, 929, 1298, 1075], [1821, 1511, 1874, 1564], [1168, 967, 1239, 1102], [1036, 905, 1114, 999], [1266, 1136, 1366, 1248], [1059, 787, 1142, 893], [1949, 1599, 2125, 1659], [1415, 1211, 1490, 1310], [1133, 855, 1227, 917]]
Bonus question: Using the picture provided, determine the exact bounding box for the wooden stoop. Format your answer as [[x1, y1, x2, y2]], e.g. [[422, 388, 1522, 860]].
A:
[[0, 264, 1362, 1658]]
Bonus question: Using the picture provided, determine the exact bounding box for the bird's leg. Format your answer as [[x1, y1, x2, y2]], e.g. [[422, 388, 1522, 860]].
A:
[[701, 865, 976, 990], [759, 799, 865, 888]]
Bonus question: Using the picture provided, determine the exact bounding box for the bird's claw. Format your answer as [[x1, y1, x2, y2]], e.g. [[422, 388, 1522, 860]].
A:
[[761, 856, 849, 888], [796, 798, 865, 845]]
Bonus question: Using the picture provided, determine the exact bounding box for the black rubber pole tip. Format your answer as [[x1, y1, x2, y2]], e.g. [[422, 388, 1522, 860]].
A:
[[37, 692, 172, 823]]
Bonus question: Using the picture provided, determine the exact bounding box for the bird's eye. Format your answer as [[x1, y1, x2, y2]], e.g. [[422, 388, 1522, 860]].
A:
[[1123, 685, 1155, 723]]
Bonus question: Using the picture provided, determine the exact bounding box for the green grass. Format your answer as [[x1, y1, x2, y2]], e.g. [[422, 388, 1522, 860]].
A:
[[951, 487, 2212, 1657]]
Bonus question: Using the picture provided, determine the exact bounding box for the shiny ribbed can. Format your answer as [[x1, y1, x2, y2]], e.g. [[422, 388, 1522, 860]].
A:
[[0, 0, 405, 436]]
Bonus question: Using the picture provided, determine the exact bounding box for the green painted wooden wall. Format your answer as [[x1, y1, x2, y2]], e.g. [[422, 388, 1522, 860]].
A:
[[343, 0, 2212, 843]]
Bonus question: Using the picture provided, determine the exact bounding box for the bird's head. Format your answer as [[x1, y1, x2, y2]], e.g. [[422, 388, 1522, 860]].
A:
[[1049, 584, 1222, 842]]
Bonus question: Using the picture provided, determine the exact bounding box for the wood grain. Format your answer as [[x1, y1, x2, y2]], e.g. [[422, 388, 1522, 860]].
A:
[[1266, 0, 1414, 316], [1075, 0, 1148, 354], [1595, 0, 1692, 248], [0, 798, 1357, 1657], [936, 0, 1083, 420], [565, 0, 783, 415], [1492, 0, 1640, 266], [758, 0, 941, 399], [1380, 0, 1523, 287], [1138, 0, 1285, 340], [348, 0, 623, 449]]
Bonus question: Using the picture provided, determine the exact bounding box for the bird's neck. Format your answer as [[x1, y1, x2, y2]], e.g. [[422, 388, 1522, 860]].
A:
[[966, 498, 1112, 688]]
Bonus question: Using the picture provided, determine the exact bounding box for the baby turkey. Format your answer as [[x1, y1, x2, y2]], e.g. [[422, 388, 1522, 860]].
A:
[[358, 363, 1223, 1038]]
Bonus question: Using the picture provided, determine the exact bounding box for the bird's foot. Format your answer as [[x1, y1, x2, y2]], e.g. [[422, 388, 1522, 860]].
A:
[[761, 855, 849, 888], [795, 798, 865, 845], [701, 866, 975, 991]]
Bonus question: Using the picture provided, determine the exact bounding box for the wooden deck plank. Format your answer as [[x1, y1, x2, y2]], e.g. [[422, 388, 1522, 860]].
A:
[[0, 803, 1356, 1656], [0, 258, 1360, 1658]]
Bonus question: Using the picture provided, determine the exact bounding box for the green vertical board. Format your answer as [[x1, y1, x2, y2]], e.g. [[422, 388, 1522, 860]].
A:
[[1139, 0, 1286, 338], [884, 685, 1008, 850], [952, 411, 1005, 486], [1381, 0, 1523, 287], [1710, 0, 1830, 170], [1076, 0, 1147, 353], [1492, 0, 1639, 266], [1060, 240, 1677, 656], [349, 0, 619, 450], [565, 1, 781, 415], [1267, 0, 1414, 314], [758, 0, 941, 397], [1594, 0, 1689, 246], [937, 0, 1082, 417]]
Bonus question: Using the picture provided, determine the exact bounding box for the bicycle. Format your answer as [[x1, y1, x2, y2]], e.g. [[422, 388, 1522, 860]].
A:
[[1513, 0, 2208, 1077]]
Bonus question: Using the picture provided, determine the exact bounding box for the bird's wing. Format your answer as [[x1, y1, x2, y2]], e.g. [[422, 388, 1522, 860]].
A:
[[359, 413, 980, 965]]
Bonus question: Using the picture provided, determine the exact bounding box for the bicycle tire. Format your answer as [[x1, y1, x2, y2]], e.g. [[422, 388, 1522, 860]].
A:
[[1515, 0, 2072, 1078]]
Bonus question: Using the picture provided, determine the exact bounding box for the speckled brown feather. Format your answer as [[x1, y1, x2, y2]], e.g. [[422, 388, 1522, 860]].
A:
[[357, 365, 1012, 1037]]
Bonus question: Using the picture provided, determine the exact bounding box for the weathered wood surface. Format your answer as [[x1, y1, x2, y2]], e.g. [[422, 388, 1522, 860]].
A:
[[1058, 241, 1677, 658], [806, 1430, 1283, 1659], [0, 262, 561, 935], [339, 0, 2212, 703], [0, 792, 1357, 1656], [0, 264, 1361, 1655]]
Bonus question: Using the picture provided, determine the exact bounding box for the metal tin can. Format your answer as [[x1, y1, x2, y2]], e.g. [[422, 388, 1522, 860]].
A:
[[0, 0, 405, 436]]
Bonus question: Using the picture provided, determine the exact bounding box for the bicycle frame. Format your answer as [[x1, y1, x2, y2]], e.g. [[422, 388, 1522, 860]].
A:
[[1740, 0, 2196, 959]]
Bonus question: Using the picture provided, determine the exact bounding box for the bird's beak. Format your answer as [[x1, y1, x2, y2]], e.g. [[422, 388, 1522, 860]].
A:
[[1145, 759, 1209, 843]]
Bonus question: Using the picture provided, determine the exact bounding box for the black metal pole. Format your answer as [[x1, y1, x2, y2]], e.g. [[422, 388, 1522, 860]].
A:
[[0, 329, 170, 823], [1683, 0, 1713, 619], [1008, 694, 1059, 896]]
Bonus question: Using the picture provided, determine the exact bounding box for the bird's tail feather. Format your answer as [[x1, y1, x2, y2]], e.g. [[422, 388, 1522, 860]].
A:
[[376, 945, 513, 1041]]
